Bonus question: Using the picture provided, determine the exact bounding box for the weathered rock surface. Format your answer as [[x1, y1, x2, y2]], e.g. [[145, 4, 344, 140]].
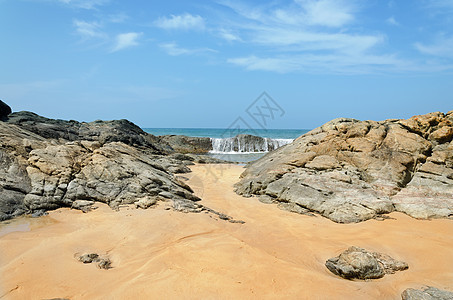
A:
[[0, 106, 210, 220], [235, 111, 453, 223], [77, 253, 112, 269], [325, 246, 408, 280], [6, 111, 172, 155], [159, 135, 212, 154], [0, 100, 11, 121], [401, 287, 453, 300]]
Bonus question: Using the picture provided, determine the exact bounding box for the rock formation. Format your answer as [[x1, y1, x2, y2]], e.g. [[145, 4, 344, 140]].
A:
[[235, 111, 453, 223], [0, 104, 215, 221], [325, 246, 408, 280], [401, 287, 453, 300], [159, 135, 212, 154]]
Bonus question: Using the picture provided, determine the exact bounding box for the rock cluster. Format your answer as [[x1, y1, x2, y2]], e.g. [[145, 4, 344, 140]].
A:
[[325, 246, 408, 280], [235, 111, 453, 223], [401, 287, 453, 300], [77, 253, 112, 269], [0, 105, 209, 221]]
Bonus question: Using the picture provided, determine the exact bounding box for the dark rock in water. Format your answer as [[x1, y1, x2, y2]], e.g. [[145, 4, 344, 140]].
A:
[[159, 135, 212, 154], [0, 100, 12, 121], [401, 287, 453, 300], [235, 111, 453, 223], [211, 134, 290, 153], [325, 246, 408, 280]]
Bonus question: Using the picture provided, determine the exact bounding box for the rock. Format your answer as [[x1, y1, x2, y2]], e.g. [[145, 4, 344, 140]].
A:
[[96, 258, 112, 269], [0, 100, 12, 121], [0, 111, 204, 220], [134, 196, 157, 209], [235, 111, 453, 223], [6, 111, 171, 155], [325, 246, 408, 280], [159, 135, 212, 154], [78, 253, 99, 263], [401, 287, 453, 300]]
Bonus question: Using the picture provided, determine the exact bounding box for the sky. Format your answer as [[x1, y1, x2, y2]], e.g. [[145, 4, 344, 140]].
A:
[[1, 0, 453, 129]]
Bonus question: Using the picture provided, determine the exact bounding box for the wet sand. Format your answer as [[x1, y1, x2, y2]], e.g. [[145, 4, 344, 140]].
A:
[[1, 164, 452, 299]]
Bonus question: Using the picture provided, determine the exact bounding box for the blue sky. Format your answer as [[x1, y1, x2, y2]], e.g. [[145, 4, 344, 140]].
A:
[[1, 0, 453, 129]]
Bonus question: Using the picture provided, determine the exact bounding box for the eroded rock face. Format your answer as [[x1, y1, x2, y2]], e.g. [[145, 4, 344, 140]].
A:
[[325, 246, 408, 280], [401, 287, 453, 300], [6, 111, 172, 155], [0, 110, 204, 221], [235, 111, 453, 223]]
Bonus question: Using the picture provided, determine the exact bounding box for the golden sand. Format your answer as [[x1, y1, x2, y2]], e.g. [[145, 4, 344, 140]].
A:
[[1, 164, 452, 299]]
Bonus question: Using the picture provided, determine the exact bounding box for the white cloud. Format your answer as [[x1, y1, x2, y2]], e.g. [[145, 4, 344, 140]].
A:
[[73, 20, 104, 38], [111, 32, 143, 52], [386, 16, 399, 26], [415, 35, 453, 58], [227, 53, 404, 74], [294, 0, 355, 27], [57, 0, 109, 9], [159, 42, 216, 56], [218, 29, 241, 42], [155, 13, 205, 30], [216, 0, 402, 73]]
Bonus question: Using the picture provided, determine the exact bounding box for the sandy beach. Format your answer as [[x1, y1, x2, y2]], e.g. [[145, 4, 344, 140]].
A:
[[1, 164, 452, 299]]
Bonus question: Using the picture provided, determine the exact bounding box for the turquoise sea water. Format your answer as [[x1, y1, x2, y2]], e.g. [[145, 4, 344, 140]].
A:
[[142, 128, 310, 162], [143, 128, 309, 139]]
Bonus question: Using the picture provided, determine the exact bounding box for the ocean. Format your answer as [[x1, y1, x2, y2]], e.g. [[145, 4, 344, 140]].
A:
[[143, 128, 310, 163]]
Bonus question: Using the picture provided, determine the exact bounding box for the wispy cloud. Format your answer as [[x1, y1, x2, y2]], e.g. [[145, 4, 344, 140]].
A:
[[218, 29, 241, 42], [155, 13, 205, 30], [218, 0, 404, 73], [111, 32, 143, 52], [159, 42, 216, 56], [56, 0, 109, 9], [415, 35, 453, 58], [386, 16, 399, 26], [73, 19, 105, 38]]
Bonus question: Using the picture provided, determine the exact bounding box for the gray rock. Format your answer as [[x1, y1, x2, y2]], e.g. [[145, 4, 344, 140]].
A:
[[78, 253, 99, 263], [401, 287, 453, 300], [159, 135, 212, 154], [325, 246, 408, 280], [96, 258, 112, 270], [0, 111, 204, 220], [235, 111, 453, 223]]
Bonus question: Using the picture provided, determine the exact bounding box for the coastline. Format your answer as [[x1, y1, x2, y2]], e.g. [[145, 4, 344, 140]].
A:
[[1, 164, 452, 299]]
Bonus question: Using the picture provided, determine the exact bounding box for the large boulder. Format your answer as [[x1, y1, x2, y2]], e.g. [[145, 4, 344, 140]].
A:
[[401, 287, 453, 300], [0, 100, 12, 121], [0, 113, 203, 221], [159, 135, 212, 154], [235, 111, 453, 223], [325, 246, 408, 280]]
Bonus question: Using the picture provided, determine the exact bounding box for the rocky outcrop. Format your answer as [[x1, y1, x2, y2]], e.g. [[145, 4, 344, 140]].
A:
[[0, 100, 11, 121], [0, 105, 214, 221], [325, 246, 408, 280], [401, 287, 453, 300], [235, 111, 453, 223], [159, 135, 212, 154], [6, 111, 172, 155]]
